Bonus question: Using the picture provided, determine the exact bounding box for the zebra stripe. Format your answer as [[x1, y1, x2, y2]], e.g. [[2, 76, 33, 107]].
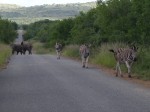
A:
[[109, 46, 138, 78], [55, 43, 62, 59], [79, 44, 90, 68]]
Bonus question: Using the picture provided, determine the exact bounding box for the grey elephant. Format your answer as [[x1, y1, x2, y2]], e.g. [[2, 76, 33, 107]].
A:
[[21, 41, 32, 55], [11, 43, 23, 55]]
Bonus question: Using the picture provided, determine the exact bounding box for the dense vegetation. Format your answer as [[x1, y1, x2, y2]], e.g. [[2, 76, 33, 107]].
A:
[[0, 17, 18, 43], [24, 0, 150, 80], [0, 17, 17, 68], [0, 2, 96, 24], [24, 0, 150, 45]]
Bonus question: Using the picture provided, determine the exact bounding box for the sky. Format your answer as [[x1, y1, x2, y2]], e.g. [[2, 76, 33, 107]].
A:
[[0, 0, 96, 7]]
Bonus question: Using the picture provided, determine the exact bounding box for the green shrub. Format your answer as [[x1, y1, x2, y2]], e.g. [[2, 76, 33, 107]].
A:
[[63, 45, 80, 58], [32, 41, 50, 54]]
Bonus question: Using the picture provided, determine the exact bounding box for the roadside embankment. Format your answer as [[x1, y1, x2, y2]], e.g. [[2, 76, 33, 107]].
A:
[[0, 43, 11, 69]]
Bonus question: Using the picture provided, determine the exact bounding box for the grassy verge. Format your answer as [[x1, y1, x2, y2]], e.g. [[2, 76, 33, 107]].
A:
[[31, 40, 51, 54], [62, 45, 80, 59], [0, 43, 11, 69], [132, 47, 150, 80]]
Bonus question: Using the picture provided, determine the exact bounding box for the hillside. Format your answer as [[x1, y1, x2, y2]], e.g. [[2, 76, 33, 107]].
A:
[[0, 2, 96, 24]]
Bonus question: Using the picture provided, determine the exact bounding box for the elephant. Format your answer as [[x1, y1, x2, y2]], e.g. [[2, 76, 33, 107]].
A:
[[21, 41, 32, 55], [11, 44, 23, 55]]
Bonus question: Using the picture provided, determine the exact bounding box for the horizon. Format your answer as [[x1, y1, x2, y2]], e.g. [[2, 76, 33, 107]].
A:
[[0, 0, 96, 7]]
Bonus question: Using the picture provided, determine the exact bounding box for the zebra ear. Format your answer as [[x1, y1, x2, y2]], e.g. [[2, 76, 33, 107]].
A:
[[132, 45, 138, 51], [135, 46, 138, 51]]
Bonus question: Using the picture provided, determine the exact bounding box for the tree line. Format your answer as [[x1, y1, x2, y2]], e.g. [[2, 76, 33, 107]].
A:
[[0, 17, 18, 43], [24, 0, 150, 47]]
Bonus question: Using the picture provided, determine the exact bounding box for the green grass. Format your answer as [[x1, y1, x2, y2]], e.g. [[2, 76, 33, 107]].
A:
[[132, 47, 150, 80], [0, 43, 11, 68], [90, 43, 126, 68], [62, 45, 80, 59], [91, 51, 115, 68], [31, 40, 51, 54]]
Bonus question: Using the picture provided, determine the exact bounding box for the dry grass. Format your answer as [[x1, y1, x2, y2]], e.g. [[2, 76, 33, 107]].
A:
[[0, 43, 11, 69]]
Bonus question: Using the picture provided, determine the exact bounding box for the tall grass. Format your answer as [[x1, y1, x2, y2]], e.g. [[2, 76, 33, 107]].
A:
[[0, 43, 11, 68], [62, 45, 80, 59], [132, 47, 150, 80], [91, 43, 117, 68], [31, 40, 50, 54]]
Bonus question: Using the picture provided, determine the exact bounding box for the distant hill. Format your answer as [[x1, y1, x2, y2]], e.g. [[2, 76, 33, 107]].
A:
[[0, 2, 96, 24], [0, 4, 21, 10]]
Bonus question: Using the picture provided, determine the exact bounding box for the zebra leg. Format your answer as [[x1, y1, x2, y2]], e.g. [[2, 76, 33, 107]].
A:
[[118, 64, 122, 77], [82, 56, 85, 68], [116, 62, 119, 77], [85, 56, 89, 68], [58, 51, 61, 59], [116, 62, 122, 77], [56, 51, 59, 59], [125, 61, 131, 78]]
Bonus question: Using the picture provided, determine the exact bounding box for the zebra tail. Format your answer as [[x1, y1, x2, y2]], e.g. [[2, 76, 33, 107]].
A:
[[109, 49, 115, 53]]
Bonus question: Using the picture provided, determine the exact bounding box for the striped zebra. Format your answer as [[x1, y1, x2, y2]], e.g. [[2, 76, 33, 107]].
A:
[[79, 44, 90, 68], [109, 45, 138, 78], [55, 42, 62, 59]]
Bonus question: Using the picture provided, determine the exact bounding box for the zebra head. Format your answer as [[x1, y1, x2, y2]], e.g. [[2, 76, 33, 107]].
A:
[[129, 45, 138, 62]]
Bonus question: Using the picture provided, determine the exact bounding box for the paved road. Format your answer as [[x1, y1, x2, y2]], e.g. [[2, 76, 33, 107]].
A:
[[0, 54, 150, 112], [0, 30, 150, 112], [14, 30, 23, 44]]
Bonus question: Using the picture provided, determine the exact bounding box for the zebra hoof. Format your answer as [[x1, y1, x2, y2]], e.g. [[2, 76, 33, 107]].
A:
[[82, 65, 85, 68]]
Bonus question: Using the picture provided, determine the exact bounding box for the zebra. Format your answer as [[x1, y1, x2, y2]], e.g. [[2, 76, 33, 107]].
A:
[[79, 44, 90, 68], [109, 45, 138, 78], [55, 42, 62, 59]]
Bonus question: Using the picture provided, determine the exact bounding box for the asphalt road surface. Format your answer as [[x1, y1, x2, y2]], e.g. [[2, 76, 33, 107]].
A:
[[0, 30, 150, 112]]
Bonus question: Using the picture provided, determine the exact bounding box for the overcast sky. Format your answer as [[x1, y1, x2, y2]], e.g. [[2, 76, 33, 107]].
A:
[[0, 0, 96, 7]]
